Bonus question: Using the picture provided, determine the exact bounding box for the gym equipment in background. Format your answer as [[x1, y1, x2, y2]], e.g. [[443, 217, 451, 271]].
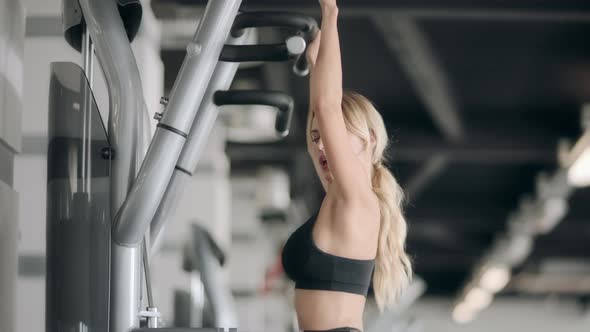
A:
[[45, 1, 318, 331]]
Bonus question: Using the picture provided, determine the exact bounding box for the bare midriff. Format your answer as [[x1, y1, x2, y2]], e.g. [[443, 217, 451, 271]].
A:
[[294, 288, 366, 331]]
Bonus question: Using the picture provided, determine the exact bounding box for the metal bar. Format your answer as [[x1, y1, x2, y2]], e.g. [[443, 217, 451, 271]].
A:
[[77, 1, 150, 331], [113, 0, 242, 247], [149, 170, 188, 254], [226, 140, 557, 164], [78, 0, 149, 217], [154, 1, 590, 21], [113, 128, 185, 247], [81, 23, 94, 194], [142, 237, 154, 307], [110, 244, 141, 331], [185, 224, 237, 328], [160, 1, 242, 134], [150, 28, 252, 253], [81, 23, 94, 87], [213, 90, 294, 136], [373, 15, 462, 141], [404, 153, 448, 201]]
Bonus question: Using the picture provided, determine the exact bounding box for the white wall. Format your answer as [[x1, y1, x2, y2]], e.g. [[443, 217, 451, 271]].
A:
[[0, 183, 20, 332], [229, 176, 276, 292], [0, 0, 24, 152], [0, 1, 24, 331]]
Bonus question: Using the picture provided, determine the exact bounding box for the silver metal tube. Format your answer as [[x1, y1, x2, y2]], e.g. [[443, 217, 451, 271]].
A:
[[110, 244, 141, 332], [113, 129, 185, 246], [142, 237, 154, 307], [187, 225, 237, 328], [150, 30, 252, 252], [81, 23, 94, 87], [78, 0, 149, 217], [81, 24, 94, 194], [113, 0, 242, 247], [77, 1, 150, 331], [159, 0, 242, 134], [176, 60, 240, 171], [150, 170, 188, 254], [199, 251, 237, 327]]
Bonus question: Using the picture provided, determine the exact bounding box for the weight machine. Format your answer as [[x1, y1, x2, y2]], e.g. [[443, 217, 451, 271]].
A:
[[45, 1, 318, 331]]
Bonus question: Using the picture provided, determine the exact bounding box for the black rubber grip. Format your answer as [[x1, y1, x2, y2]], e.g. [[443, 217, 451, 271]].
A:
[[223, 11, 319, 76], [293, 53, 310, 76], [220, 43, 290, 62], [213, 90, 294, 137], [231, 11, 318, 42]]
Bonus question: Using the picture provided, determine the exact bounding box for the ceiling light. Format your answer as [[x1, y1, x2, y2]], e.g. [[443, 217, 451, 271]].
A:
[[559, 120, 590, 187], [537, 197, 568, 233], [452, 302, 476, 324], [488, 234, 532, 266], [567, 140, 590, 187], [559, 105, 590, 187], [464, 287, 492, 310], [480, 265, 511, 293]]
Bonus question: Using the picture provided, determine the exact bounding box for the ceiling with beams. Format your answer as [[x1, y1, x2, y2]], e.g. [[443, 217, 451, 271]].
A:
[[152, 0, 590, 296]]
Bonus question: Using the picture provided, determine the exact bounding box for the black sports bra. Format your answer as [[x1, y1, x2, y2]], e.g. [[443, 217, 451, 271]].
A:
[[281, 213, 375, 296]]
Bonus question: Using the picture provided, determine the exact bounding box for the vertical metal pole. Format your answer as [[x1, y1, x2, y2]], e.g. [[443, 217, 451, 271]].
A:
[[82, 22, 94, 87], [110, 245, 141, 331], [81, 22, 94, 195], [187, 225, 238, 327], [142, 236, 154, 308], [76, 1, 149, 331]]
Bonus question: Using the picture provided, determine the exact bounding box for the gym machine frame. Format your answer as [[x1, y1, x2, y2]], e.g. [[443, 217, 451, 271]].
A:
[[46, 0, 318, 331]]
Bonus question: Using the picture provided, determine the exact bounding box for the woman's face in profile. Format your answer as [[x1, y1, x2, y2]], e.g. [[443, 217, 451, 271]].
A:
[[308, 114, 369, 190]]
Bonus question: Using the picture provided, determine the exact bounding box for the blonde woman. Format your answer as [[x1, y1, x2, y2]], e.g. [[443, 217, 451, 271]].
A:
[[281, 1, 413, 331]]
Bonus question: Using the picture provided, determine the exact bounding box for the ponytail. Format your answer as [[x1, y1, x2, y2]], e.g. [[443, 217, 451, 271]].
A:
[[371, 161, 412, 312]]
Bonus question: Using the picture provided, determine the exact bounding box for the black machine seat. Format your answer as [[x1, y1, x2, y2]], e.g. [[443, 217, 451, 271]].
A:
[[62, 0, 143, 52]]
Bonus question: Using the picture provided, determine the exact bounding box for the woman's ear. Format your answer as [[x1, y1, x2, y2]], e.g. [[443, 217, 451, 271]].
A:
[[369, 128, 377, 150]]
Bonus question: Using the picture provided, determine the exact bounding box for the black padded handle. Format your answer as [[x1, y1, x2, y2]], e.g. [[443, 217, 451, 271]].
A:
[[221, 12, 319, 76], [220, 43, 290, 62], [231, 12, 318, 41], [213, 90, 294, 137]]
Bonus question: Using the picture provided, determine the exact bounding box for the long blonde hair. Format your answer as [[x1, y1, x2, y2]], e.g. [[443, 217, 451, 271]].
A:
[[307, 91, 413, 311]]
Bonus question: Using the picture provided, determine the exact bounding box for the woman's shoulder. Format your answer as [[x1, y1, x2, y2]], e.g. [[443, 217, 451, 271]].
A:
[[322, 196, 380, 237], [328, 189, 380, 219], [315, 200, 380, 260]]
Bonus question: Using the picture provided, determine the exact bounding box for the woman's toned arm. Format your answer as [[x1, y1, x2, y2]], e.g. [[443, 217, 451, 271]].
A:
[[309, 2, 373, 200]]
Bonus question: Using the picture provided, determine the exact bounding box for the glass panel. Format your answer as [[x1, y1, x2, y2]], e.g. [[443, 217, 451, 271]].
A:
[[46, 62, 110, 332]]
